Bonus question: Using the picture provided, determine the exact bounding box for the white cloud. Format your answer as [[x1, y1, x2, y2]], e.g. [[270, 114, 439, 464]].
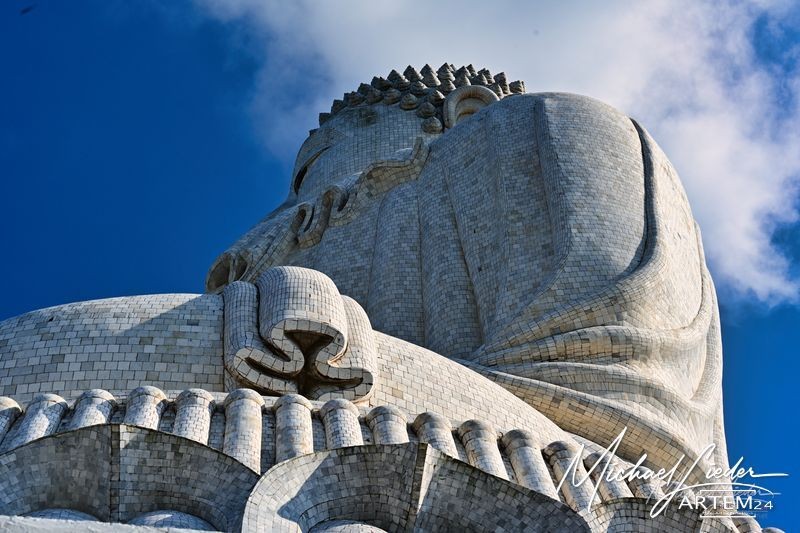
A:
[[193, 0, 800, 304]]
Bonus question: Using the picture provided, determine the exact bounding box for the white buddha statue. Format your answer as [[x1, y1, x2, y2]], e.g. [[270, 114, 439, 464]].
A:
[[0, 64, 743, 531]]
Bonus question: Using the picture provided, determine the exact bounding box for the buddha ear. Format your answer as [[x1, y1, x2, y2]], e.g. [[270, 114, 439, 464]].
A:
[[443, 85, 500, 128]]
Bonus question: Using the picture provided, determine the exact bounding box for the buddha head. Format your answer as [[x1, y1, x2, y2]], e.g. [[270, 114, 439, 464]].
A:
[[205, 64, 525, 294]]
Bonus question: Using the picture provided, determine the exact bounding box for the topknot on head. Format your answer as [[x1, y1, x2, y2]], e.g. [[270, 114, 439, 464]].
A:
[[315, 64, 526, 135]]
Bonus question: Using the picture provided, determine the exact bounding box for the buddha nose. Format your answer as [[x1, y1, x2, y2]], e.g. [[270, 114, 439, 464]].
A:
[[205, 252, 249, 293]]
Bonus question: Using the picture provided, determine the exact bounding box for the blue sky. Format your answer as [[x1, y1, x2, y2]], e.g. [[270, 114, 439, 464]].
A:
[[1, 1, 798, 529]]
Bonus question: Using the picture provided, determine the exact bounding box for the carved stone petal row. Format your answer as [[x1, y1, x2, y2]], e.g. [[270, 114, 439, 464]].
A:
[[2, 426, 697, 532], [223, 266, 377, 402], [0, 394, 66, 452], [0, 386, 679, 515]]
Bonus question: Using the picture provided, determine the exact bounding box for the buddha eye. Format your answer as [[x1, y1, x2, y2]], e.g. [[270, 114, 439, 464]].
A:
[[292, 147, 328, 194]]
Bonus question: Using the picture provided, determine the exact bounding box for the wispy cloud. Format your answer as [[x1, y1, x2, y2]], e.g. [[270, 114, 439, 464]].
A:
[[192, 0, 800, 304]]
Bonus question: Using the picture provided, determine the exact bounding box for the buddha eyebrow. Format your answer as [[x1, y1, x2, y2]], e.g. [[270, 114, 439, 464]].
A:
[[292, 147, 329, 194]]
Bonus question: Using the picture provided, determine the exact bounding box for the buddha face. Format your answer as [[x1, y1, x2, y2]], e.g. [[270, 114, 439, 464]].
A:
[[292, 105, 432, 202], [289, 83, 505, 204], [205, 77, 506, 295], [206, 103, 437, 293]]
